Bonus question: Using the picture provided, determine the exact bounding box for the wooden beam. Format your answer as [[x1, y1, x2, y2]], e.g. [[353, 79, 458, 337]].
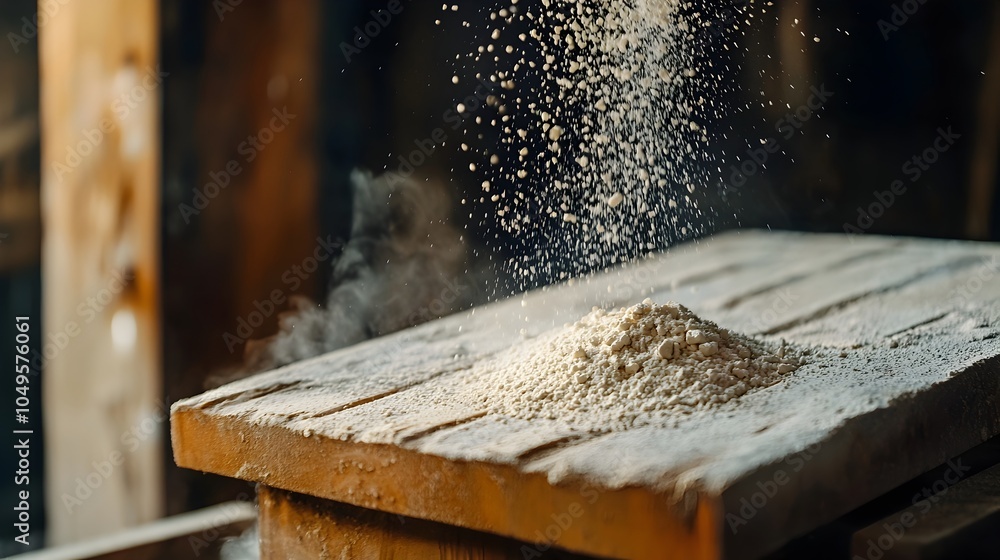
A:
[[159, 0, 321, 517], [852, 462, 1000, 559], [258, 485, 587, 560], [39, 0, 162, 544], [187, 0, 321, 355], [8, 501, 255, 560], [965, 4, 1000, 239]]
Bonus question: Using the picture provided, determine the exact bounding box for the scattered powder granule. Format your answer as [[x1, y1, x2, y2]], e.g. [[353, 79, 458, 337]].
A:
[[468, 300, 806, 432], [447, 0, 764, 285]]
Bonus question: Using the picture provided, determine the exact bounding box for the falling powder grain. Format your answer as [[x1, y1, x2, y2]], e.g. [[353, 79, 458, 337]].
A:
[[468, 300, 806, 432], [450, 0, 751, 284]]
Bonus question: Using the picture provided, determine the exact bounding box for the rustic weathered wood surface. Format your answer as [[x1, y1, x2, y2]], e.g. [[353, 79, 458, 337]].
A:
[[172, 230, 1000, 559]]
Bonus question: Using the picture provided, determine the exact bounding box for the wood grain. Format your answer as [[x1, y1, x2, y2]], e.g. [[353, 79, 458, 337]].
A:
[[171, 231, 1000, 559]]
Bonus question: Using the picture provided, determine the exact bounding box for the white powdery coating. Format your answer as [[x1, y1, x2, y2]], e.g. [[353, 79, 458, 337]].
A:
[[471, 300, 804, 432]]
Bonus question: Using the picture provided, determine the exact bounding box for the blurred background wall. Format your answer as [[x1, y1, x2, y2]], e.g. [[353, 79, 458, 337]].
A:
[[0, 0, 997, 553]]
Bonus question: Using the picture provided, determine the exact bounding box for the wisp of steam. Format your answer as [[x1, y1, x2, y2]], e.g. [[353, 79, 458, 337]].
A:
[[243, 168, 489, 371]]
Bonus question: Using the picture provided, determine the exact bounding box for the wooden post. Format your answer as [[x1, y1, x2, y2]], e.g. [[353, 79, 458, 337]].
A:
[[159, 0, 320, 515], [0, 17, 40, 273], [965, 5, 1000, 240], [39, 0, 162, 544]]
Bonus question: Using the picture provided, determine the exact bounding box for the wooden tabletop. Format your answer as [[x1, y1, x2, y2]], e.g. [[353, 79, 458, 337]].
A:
[[171, 230, 1000, 559]]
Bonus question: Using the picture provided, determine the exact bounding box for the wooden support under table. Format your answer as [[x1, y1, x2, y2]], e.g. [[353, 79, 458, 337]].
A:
[[258, 485, 594, 559]]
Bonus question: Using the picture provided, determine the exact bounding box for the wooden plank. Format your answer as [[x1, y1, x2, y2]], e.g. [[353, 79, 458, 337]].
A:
[[7, 502, 255, 560], [175, 410, 722, 559], [40, 0, 162, 544], [416, 416, 589, 465], [258, 485, 590, 559], [710, 242, 981, 335], [695, 240, 901, 311], [649, 235, 900, 315], [851, 462, 1000, 560], [171, 231, 1000, 559], [778, 252, 1000, 347]]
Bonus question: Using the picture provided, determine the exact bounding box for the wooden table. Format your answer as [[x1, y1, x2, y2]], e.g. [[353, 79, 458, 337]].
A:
[[170, 230, 1000, 559]]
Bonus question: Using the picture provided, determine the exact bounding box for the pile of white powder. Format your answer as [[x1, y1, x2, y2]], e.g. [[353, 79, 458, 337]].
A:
[[469, 300, 804, 432]]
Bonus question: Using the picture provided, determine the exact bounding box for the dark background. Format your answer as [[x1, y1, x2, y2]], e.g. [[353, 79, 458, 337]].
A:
[[0, 0, 998, 554]]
